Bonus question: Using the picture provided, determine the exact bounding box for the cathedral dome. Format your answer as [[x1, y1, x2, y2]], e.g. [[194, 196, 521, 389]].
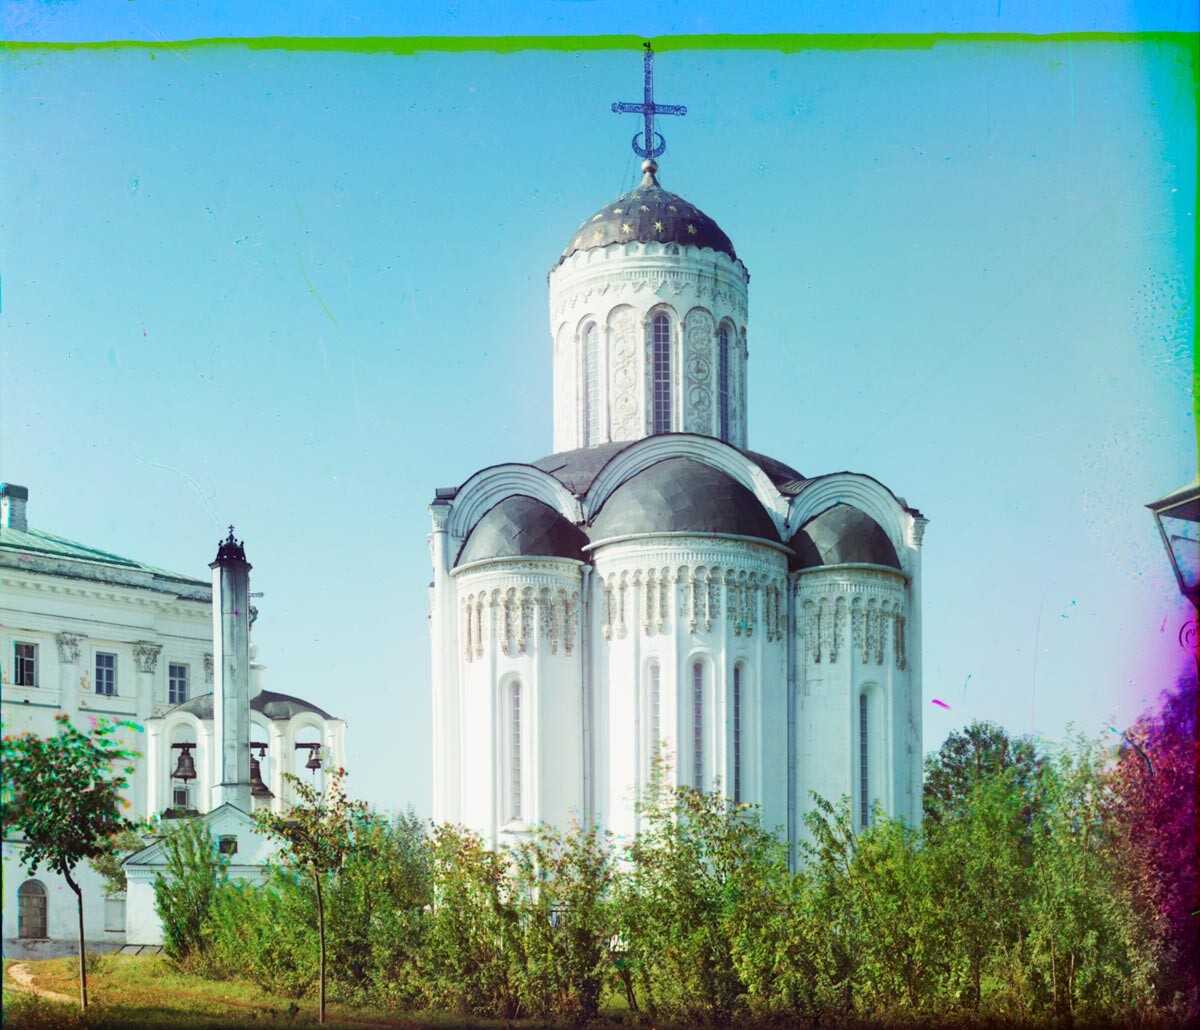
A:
[[590, 457, 778, 543], [789, 504, 901, 571], [457, 495, 588, 567], [555, 161, 736, 269]]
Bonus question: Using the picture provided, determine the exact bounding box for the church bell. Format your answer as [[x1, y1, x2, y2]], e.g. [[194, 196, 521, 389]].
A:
[[172, 744, 197, 782], [305, 748, 322, 773], [249, 751, 274, 799]]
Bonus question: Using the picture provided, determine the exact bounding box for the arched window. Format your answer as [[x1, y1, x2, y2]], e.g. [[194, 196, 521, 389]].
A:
[[583, 323, 601, 445], [859, 692, 870, 828], [692, 661, 704, 789], [733, 664, 743, 802], [645, 661, 662, 786], [718, 325, 731, 442], [18, 880, 47, 939], [652, 313, 672, 434], [510, 680, 523, 820]]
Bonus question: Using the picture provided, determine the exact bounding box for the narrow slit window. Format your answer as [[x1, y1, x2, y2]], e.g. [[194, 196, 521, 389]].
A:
[[650, 663, 661, 752], [510, 681, 522, 819], [692, 662, 704, 789], [733, 665, 742, 802], [859, 693, 869, 827], [652, 314, 672, 434], [584, 323, 601, 445], [718, 325, 731, 442]]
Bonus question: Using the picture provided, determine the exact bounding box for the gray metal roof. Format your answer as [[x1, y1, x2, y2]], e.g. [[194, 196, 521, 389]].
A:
[[456, 495, 588, 567], [529, 438, 807, 497], [589, 457, 780, 543], [789, 504, 901, 571], [163, 689, 335, 722], [554, 165, 738, 271]]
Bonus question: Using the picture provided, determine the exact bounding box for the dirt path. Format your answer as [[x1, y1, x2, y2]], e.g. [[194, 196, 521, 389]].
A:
[[5, 962, 78, 1004]]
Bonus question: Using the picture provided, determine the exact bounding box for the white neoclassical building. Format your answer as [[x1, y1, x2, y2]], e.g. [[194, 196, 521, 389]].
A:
[[428, 88, 928, 859], [1, 487, 347, 953]]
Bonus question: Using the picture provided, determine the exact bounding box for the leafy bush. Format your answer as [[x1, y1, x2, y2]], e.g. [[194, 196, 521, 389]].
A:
[[153, 818, 227, 962]]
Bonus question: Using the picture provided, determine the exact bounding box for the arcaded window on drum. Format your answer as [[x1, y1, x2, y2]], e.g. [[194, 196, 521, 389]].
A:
[[733, 664, 743, 803], [692, 661, 704, 789], [583, 323, 601, 445], [652, 313, 672, 434], [859, 693, 870, 828], [510, 680, 523, 820], [718, 325, 731, 442], [18, 880, 47, 938]]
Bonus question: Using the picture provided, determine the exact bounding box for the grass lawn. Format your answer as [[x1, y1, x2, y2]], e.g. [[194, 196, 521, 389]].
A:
[[1, 954, 637, 1029]]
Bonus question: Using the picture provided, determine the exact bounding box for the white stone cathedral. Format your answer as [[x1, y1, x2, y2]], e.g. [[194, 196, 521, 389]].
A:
[[428, 61, 926, 853]]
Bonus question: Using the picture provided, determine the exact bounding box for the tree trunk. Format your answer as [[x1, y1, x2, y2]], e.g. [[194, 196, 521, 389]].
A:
[[314, 868, 326, 1024], [63, 869, 88, 1010]]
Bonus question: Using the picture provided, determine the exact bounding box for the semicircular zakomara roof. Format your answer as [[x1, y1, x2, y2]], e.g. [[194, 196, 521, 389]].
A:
[[164, 689, 334, 722], [789, 503, 900, 572], [456, 495, 589, 567], [589, 457, 779, 544], [555, 165, 737, 270]]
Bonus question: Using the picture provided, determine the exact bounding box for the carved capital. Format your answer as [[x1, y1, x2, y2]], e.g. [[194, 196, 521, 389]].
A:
[[912, 517, 929, 548], [133, 641, 163, 674], [428, 502, 452, 532], [56, 632, 85, 664]]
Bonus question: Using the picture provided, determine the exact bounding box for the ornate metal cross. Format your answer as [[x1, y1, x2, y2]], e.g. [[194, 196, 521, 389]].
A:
[[611, 42, 687, 160]]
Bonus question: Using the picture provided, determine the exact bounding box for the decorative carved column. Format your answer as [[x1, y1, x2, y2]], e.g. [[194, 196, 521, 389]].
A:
[[133, 642, 163, 720], [56, 632, 85, 714], [203, 652, 214, 685]]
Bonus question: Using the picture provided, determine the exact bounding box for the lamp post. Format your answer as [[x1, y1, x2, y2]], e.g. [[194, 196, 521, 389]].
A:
[[1147, 476, 1199, 972], [1147, 478, 1199, 612]]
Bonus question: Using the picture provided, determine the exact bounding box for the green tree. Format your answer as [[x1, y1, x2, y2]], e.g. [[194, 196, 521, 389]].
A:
[[422, 822, 523, 1017], [153, 817, 229, 962], [616, 762, 785, 1023], [1, 713, 139, 1009], [509, 824, 617, 1021], [255, 767, 365, 1024], [924, 719, 1041, 827], [323, 809, 431, 1005], [88, 826, 150, 897]]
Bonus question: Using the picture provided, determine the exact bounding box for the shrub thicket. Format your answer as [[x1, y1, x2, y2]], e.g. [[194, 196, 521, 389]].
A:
[[152, 677, 1197, 1027]]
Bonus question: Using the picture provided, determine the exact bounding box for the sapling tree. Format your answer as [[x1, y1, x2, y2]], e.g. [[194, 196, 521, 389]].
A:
[[1, 713, 140, 1009], [256, 767, 365, 1024]]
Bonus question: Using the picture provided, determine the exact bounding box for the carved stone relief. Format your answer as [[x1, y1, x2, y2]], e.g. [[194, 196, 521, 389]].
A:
[[56, 632, 84, 664], [608, 306, 640, 440]]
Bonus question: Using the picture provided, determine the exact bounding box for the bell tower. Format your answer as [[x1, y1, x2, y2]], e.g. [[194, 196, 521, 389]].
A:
[[209, 526, 253, 811]]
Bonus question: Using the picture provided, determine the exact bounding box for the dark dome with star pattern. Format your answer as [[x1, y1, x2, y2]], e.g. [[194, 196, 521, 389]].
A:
[[555, 161, 738, 270]]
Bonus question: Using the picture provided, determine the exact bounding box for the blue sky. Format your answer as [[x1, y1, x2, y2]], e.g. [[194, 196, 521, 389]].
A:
[[1, 5, 1196, 813]]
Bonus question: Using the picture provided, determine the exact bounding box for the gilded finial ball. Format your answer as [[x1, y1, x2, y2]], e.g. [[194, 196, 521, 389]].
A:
[[641, 158, 658, 175]]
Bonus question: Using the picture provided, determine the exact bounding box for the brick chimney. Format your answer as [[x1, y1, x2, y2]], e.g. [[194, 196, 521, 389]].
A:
[[1, 484, 29, 532]]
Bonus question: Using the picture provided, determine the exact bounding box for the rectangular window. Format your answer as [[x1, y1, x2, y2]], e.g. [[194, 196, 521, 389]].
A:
[[859, 693, 869, 827], [172, 785, 191, 810], [510, 681, 522, 820], [168, 663, 189, 705], [692, 662, 704, 789], [218, 835, 238, 855], [95, 652, 117, 696], [14, 642, 37, 687], [733, 665, 742, 803]]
